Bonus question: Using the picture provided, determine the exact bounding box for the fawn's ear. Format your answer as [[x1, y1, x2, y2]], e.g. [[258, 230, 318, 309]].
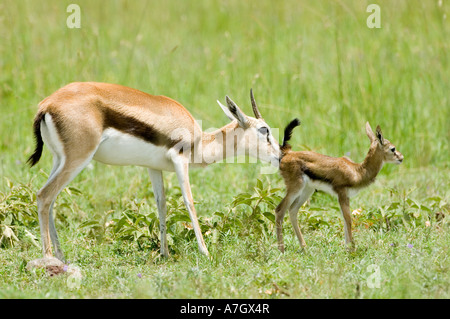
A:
[[365, 122, 376, 142], [375, 125, 384, 145]]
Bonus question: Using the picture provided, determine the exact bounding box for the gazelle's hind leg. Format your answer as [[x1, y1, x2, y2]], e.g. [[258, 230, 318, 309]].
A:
[[288, 187, 315, 249], [40, 154, 65, 259], [275, 180, 304, 253], [46, 155, 63, 260], [32, 113, 101, 265], [37, 153, 96, 261]]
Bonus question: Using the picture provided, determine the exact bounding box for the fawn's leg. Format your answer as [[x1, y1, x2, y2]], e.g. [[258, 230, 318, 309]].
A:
[[288, 187, 315, 249], [337, 190, 355, 250], [275, 182, 304, 253]]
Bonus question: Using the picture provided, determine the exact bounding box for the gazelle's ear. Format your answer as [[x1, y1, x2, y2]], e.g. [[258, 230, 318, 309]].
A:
[[365, 122, 376, 142], [225, 96, 249, 128], [375, 125, 384, 145], [217, 100, 235, 122]]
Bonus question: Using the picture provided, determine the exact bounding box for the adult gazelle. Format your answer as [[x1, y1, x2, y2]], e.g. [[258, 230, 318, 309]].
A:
[[28, 82, 281, 264]]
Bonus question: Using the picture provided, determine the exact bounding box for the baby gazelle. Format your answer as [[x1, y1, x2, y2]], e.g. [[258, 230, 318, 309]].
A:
[[276, 120, 403, 252]]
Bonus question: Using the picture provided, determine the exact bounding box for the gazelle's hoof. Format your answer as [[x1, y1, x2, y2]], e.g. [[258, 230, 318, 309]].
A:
[[199, 246, 210, 257], [26, 257, 66, 276], [346, 244, 356, 253]]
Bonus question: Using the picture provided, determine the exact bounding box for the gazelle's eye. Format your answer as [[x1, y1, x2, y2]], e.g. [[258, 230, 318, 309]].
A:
[[391, 147, 396, 152], [258, 127, 269, 135]]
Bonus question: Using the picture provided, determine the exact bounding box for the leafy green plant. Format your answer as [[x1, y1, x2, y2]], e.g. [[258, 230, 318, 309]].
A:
[[76, 179, 284, 254], [78, 187, 214, 254], [347, 188, 449, 233], [0, 175, 83, 248], [0, 178, 39, 247], [380, 188, 449, 230], [217, 178, 282, 239], [111, 201, 160, 249], [78, 198, 161, 251]]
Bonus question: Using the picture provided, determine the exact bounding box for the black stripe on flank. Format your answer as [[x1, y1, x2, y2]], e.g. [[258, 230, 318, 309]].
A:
[[102, 107, 188, 150], [303, 167, 333, 185]]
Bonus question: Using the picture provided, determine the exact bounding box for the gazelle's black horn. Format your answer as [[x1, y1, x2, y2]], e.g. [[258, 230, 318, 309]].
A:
[[250, 88, 262, 119]]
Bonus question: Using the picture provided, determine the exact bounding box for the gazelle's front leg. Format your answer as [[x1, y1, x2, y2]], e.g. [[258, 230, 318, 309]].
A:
[[148, 169, 169, 257], [170, 153, 209, 256], [337, 190, 355, 250]]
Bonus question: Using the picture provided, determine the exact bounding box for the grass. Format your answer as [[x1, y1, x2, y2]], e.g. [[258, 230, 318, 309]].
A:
[[0, 0, 449, 299]]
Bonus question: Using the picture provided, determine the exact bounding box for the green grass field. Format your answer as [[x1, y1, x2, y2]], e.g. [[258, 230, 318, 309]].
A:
[[0, 0, 449, 299]]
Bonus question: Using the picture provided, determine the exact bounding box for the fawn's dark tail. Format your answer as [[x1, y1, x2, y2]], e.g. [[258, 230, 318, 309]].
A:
[[27, 112, 45, 167], [281, 118, 301, 151]]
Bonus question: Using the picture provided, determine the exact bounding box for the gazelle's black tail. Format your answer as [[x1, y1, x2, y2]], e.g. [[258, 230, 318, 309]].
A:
[[27, 112, 45, 167], [282, 118, 300, 150]]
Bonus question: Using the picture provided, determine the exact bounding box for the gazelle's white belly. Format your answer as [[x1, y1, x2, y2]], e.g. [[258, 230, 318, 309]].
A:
[[93, 128, 175, 171], [307, 178, 338, 197], [305, 175, 362, 198]]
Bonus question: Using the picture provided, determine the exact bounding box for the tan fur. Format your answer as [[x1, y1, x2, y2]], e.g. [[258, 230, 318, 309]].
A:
[[276, 122, 404, 252], [37, 82, 200, 149]]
